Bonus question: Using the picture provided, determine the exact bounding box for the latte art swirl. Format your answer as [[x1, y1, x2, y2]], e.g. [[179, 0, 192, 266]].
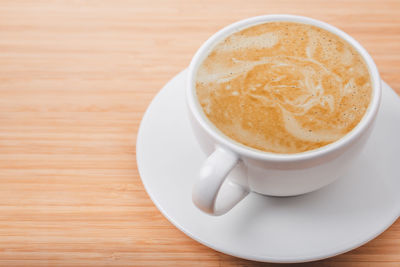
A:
[[196, 22, 371, 153]]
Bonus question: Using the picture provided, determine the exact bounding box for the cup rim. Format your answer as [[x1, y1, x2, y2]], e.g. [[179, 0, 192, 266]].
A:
[[186, 14, 381, 163]]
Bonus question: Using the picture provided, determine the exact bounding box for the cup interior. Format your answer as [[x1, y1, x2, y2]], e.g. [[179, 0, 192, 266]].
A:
[[187, 15, 381, 162]]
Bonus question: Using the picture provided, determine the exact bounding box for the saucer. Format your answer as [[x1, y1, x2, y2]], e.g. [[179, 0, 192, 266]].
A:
[[136, 70, 400, 263]]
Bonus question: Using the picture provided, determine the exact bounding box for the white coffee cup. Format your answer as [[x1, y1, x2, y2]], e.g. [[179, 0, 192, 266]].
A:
[[187, 15, 381, 216]]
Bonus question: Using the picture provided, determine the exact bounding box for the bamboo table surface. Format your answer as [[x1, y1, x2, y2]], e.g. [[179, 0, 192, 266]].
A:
[[0, 0, 399, 266]]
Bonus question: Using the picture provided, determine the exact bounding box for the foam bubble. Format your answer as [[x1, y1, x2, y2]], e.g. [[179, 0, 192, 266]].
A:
[[216, 32, 279, 52]]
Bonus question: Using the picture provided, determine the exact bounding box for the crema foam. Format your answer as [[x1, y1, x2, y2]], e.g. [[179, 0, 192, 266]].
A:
[[195, 22, 372, 154]]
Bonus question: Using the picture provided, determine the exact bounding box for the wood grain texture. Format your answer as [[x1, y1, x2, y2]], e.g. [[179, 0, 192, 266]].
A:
[[0, 0, 399, 266]]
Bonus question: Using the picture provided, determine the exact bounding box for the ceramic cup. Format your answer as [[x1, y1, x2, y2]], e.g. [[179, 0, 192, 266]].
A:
[[187, 15, 381, 216]]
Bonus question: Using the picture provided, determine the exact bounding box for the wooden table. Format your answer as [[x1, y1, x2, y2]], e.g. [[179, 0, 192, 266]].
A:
[[0, 0, 399, 266]]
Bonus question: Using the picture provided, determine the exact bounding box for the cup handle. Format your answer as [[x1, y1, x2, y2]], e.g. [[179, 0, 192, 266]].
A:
[[192, 146, 250, 216]]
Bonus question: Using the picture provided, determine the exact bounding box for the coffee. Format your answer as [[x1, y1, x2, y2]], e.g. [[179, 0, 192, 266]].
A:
[[195, 22, 372, 154]]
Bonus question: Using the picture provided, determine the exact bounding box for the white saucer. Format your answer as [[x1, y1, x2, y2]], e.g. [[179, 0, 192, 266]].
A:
[[136, 70, 400, 263]]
